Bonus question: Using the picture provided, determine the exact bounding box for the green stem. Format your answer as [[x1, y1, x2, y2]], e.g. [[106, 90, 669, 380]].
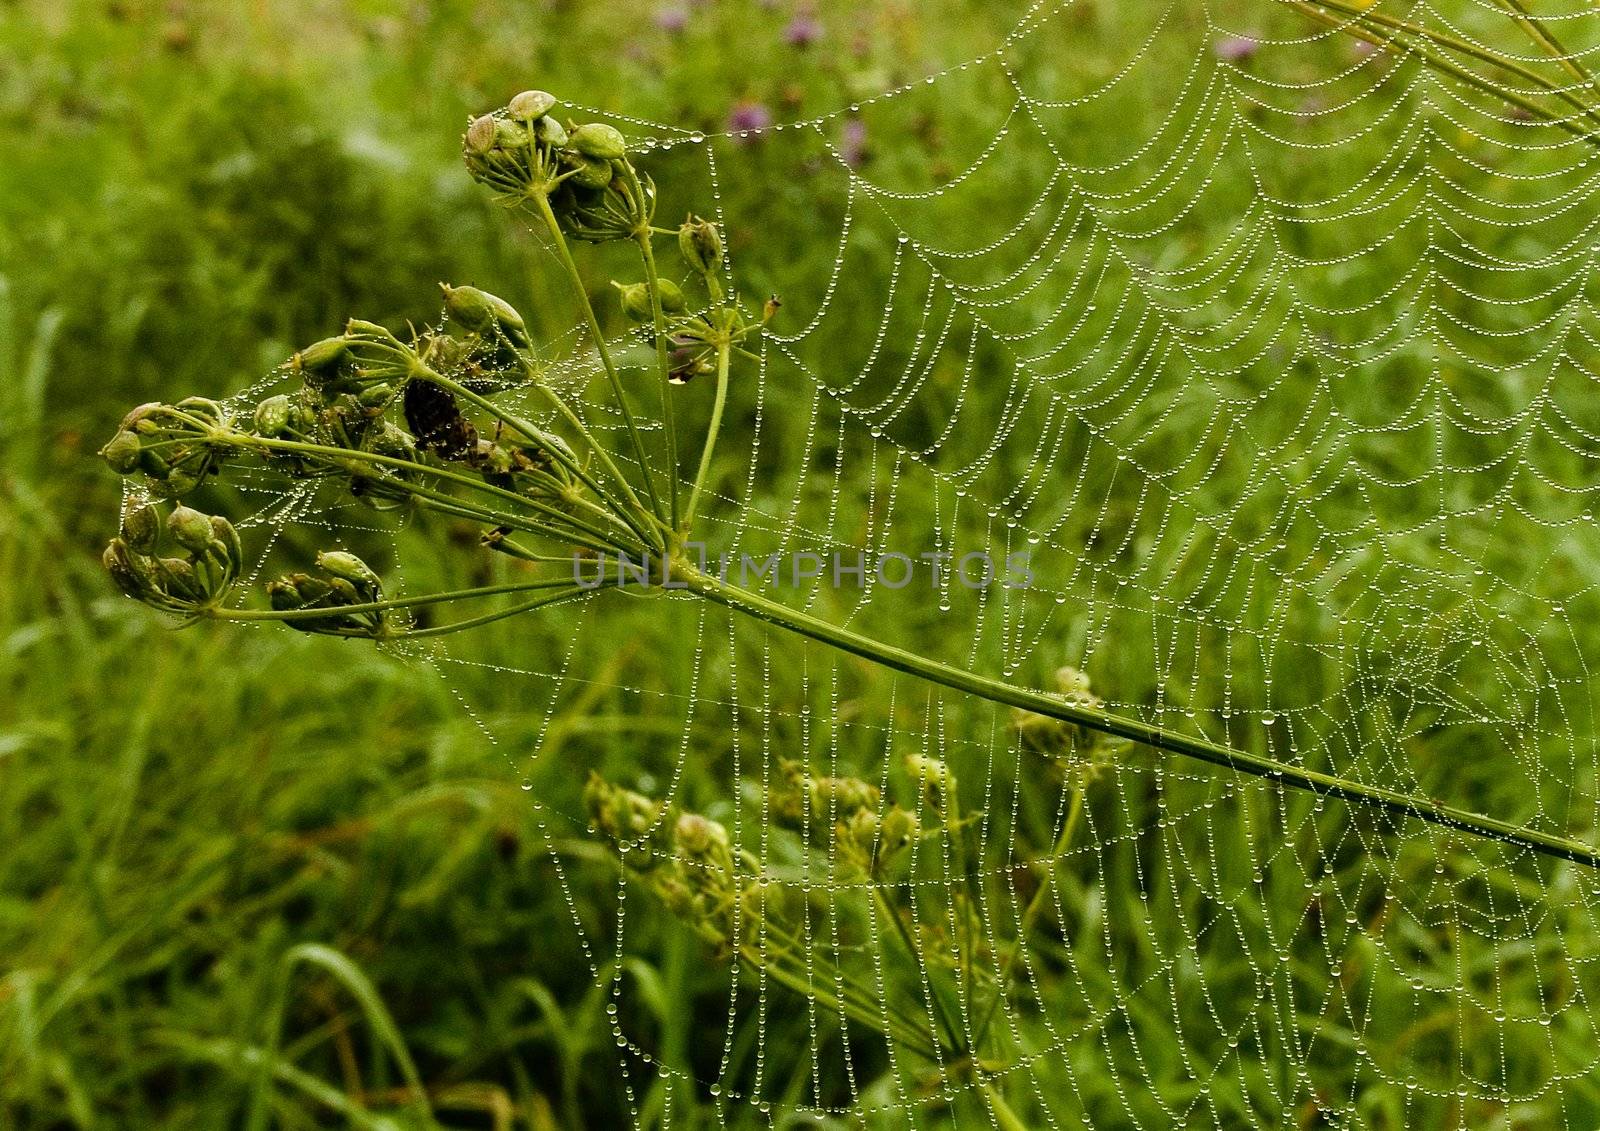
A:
[[532, 192, 666, 525], [237, 434, 632, 554], [1290, 0, 1600, 146], [684, 340, 731, 534], [679, 568, 1600, 868], [1309, 0, 1600, 126], [416, 367, 660, 551], [1492, 0, 1600, 98], [636, 225, 682, 532], [871, 887, 961, 1053], [395, 587, 588, 639], [973, 782, 1085, 1048], [209, 577, 588, 624], [979, 1081, 1031, 1131]]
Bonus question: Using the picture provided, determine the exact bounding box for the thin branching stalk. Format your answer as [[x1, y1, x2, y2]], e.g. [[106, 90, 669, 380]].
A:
[[684, 339, 732, 534], [532, 192, 666, 525], [679, 565, 1600, 868]]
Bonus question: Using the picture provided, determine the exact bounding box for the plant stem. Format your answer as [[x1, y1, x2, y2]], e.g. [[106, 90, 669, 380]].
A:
[[237, 435, 633, 554], [209, 577, 588, 624], [417, 366, 660, 551], [973, 782, 1085, 1048], [1289, 1, 1600, 148], [979, 1081, 1031, 1131], [684, 340, 732, 534], [635, 225, 681, 532], [532, 192, 666, 525], [679, 567, 1600, 868]]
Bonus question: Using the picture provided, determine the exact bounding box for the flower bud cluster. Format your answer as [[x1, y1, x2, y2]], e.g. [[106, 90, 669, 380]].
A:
[[771, 758, 918, 876], [104, 503, 242, 614], [100, 398, 235, 497], [584, 773, 759, 955], [463, 91, 655, 244], [265, 550, 388, 637], [1012, 666, 1116, 785]]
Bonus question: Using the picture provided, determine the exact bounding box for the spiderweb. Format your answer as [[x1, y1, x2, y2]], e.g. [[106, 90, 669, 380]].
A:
[[195, 0, 1600, 1124]]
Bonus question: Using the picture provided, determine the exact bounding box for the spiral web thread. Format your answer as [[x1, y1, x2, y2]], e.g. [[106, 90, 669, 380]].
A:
[[191, 0, 1600, 1124]]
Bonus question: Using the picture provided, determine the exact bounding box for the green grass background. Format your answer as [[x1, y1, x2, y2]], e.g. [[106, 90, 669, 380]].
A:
[[4, 0, 1600, 1127]]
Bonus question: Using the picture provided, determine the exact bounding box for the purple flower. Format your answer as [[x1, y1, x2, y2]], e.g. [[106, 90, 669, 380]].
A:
[[655, 5, 689, 32], [784, 11, 822, 48], [840, 119, 868, 168], [1213, 36, 1257, 63], [728, 101, 773, 136]]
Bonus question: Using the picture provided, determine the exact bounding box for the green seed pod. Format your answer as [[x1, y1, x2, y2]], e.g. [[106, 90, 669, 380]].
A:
[[253, 394, 293, 437], [104, 540, 149, 600], [508, 90, 556, 121], [494, 118, 530, 150], [568, 154, 613, 191], [291, 574, 334, 604], [568, 122, 626, 161], [324, 576, 362, 604], [155, 465, 202, 498], [357, 382, 394, 409], [316, 550, 380, 589], [268, 579, 305, 611], [167, 505, 214, 554], [295, 337, 349, 375], [101, 429, 142, 474], [465, 113, 498, 154], [158, 557, 204, 602], [657, 277, 687, 313], [678, 215, 723, 275], [122, 505, 162, 554], [209, 515, 242, 569], [441, 284, 529, 347], [615, 282, 653, 323], [534, 115, 567, 147]]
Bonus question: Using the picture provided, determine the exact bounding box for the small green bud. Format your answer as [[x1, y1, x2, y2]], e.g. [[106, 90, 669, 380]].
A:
[[104, 540, 149, 599], [657, 278, 686, 313], [494, 119, 530, 150], [253, 394, 293, 437], [678, 215, 723, 275], [357, 382, 394, 409], [441, 284, 529, 347], [568, 123, 626, 161], [534, 115, 567, 147], [209, 515, 242, 568], [268, 579, 305, 611], [291, 574, 334, 604], [508, 90, 556, 120], [102, 429, 142, 474], [569, 154, 613, 191], [316, 550, 380, 589], [167, 505, 214, 554], [465, 113, 498, 154], [122, 505, 162, 554], [157, 557, 204, 602], [615, 282, 652, 323], [295, 337, 349, 374]]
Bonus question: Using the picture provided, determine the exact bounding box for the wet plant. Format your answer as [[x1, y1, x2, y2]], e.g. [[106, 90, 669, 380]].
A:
[[99, 87, 1600, 906]]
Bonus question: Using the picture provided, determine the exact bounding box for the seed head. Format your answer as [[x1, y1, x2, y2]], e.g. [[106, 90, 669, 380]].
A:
[[253, 394, 293, 437], [167, 504, 215, 554], [121, 504, 162, 553], [568, 122, 627, 161], [101, 429, 142, 474], [507, 90, 556, 121], [678, 215, 723, 275]]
